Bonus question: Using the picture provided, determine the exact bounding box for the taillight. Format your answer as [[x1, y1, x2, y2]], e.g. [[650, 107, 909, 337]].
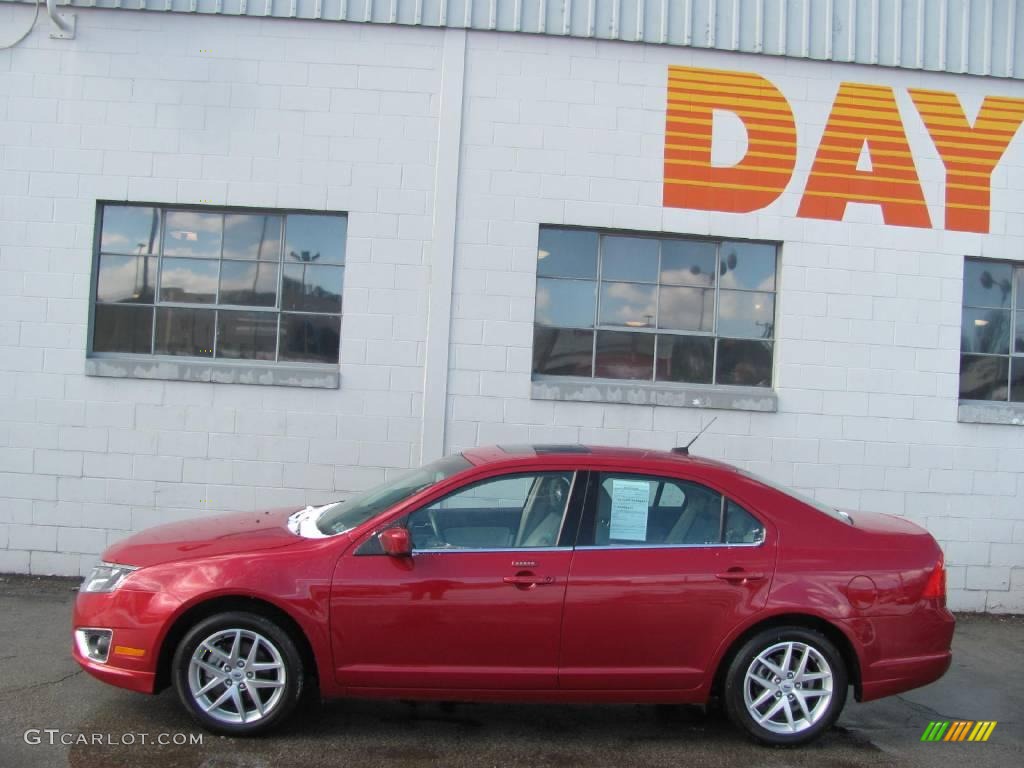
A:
[[922, 557, 946, 604]]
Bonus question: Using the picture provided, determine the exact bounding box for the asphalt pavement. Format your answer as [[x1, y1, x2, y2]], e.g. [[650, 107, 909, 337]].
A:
[[0, 574, 1019, 768]]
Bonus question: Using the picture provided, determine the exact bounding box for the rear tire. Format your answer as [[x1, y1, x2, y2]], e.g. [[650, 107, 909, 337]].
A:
[[724, 626, 847, 746], [172, 611, 304, 736]]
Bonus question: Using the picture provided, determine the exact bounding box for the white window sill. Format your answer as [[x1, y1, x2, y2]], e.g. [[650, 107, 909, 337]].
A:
[[531, 376, 777, 412], [958, 400, 1024, 426], [85, 355, 339, 389]]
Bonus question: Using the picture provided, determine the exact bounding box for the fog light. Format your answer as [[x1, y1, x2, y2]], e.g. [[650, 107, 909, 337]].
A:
[[75, 629, 113, 663]]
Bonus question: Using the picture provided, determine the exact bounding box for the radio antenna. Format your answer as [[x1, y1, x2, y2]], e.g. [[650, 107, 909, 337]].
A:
[[672, 417, 718, 455]]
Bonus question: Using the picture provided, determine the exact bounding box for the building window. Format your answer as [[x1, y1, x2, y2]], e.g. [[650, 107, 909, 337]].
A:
[[532, 227, 777, 388], [90, 203, 345, 366], [959, 257, 1024, 402]]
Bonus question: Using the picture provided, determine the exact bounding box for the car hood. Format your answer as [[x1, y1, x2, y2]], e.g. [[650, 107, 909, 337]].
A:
[[103, 509, 305, 568]]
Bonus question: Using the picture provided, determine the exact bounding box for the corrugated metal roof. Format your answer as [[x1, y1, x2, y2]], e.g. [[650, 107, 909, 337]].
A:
[[6, 0, 1024, 79]]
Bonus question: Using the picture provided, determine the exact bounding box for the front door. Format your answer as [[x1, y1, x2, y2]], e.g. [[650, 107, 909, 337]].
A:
[[331, 470, 581, 691], [558, 470, 776, 691]]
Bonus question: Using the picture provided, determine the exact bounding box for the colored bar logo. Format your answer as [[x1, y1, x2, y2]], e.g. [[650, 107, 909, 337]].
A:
[[921, 721, 997, 742]]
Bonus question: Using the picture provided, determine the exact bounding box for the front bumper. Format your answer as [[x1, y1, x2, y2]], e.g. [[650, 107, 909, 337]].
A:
[[72, 589, 171, 695]]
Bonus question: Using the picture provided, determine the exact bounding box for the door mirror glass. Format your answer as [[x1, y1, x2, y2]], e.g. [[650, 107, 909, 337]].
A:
[[380, 527, 412, 557]]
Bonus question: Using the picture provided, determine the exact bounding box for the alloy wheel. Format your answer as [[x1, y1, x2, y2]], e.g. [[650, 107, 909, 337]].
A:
[[742, 640, 833, 735]]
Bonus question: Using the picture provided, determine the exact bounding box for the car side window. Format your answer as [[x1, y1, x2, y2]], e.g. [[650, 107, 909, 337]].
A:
[[588, 473, 763, 548], [406, 472, 574, 551], [724, 499, 765, 544]]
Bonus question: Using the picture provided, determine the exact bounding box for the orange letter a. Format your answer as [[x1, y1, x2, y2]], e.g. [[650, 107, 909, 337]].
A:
[[663, 66, 796, 213], [797, 83, 931, 228]]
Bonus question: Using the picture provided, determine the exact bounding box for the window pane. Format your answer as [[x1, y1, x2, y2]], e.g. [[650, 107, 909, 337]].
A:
[[533, 327, 593, 377], [164, 211, 223, 258], [961, 307, 1011, 355], [591, 475, 723, 547], [656, 334, 713, 384], [285, 214, 346, 265], [537, 228, 598, 279], [660, 239, 716, 287], [963, 259, 1012, 308], [535, 278, 595, 328], [159, 258, 219, 304], [1016, 311, 1024, 354], [717, 290, 775, 339], [279, 313, 341, 364], [959, 354, 1009, 401], [595, 330, 654, 380], [601, 236, 659, 283], [219, 261, 280, 307], [92, 305, 153, 353], [217, 311, 277, 361], [282, 264, 343, 313], [719, 242, 777, 291], [1017, 267, 1024, 309], [96, 255, 155, 304], [599, 282, 657, 328], [1012, 358, 1024, 402], [154, 308, 215, 357], [716, 339, 773, 387], [408, 472, 573, 550], [658, 286, 714, 331], [100, 206, 160, 255], [223, 214, 283, 261], [724, 500, 765, 544]]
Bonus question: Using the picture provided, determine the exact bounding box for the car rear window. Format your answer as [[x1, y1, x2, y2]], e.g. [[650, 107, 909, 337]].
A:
[[738, 469, 853, 525]]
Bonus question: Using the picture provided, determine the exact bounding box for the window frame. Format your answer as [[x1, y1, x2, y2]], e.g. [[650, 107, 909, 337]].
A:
[[532, 225, 779, 390], [86, 200, 346, 376], [574, 470, 767, 551], [958, 256, 1024, 405]]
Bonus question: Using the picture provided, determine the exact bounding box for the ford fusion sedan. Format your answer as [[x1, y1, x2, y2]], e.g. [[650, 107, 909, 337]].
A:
[[72, 444, 953, 745]]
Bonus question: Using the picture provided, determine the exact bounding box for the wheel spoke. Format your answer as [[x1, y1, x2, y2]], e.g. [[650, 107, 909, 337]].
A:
[[195, 676, 224, 697], [794, 690, 812, 720], [228, 630, 242, 663], [247, 687, 265, 717], [758, 698, 785, 724], [800, 688, 830, 698], [230, 686, 246, 723], [795, 645, 811, 678], [750, 688, 774, 709], [194, 659, 226, 679], [798, 671, 830, 682], [758, 657, 785, 678], [251, 661, 282, 672], [248, 678, 284, 689], [782, 698, 795, 730], [780, 643, 793, 676], [200, 643, 231, 664], [246, 636, 262, 667], [203, 687, 233, 713]]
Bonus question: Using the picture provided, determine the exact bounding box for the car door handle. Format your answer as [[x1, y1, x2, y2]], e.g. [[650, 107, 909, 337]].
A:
[[503, 574, 555, 588], [715, 570, 766, 584]]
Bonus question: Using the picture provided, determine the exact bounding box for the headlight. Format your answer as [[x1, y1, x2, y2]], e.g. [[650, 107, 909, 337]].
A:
[[80, 562, 138, 593]]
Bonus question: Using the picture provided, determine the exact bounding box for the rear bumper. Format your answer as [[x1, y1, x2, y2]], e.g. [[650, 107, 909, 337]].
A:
[[859, 650, 952, 702]]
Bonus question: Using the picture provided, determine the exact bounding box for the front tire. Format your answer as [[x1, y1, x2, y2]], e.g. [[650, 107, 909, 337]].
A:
[[172, 611, 304, 736], [724, 626, 848, 746]]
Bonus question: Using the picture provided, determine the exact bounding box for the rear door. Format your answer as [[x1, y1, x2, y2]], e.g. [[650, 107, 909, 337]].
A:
[[558, 470, 776, 691]]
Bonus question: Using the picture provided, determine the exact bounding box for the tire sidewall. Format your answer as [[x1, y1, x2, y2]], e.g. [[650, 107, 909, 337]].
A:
[[724, 626, 848, 746], [172, 611, 304, 736]]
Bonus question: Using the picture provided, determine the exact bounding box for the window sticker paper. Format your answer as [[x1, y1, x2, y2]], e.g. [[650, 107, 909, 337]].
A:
[[609, 479, 650, 541]]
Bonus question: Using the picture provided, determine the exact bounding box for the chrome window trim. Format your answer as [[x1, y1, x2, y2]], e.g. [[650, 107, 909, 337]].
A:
[[411, 546, 574, 555], [574, 540, 765, 551]]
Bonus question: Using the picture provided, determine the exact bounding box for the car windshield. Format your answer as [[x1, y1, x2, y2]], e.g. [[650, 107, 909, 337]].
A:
[[316, 454, 472, 536], [738, 468, 853, 525]]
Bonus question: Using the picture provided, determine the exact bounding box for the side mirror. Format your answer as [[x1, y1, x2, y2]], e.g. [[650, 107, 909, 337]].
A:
[[379, 527, 412, 557]]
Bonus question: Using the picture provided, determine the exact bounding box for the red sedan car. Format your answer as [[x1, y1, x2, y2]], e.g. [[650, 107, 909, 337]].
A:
[[73, 444, 953, 745]]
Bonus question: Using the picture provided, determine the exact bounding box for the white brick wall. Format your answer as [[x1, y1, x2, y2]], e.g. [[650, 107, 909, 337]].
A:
[[0, 10, 441, 577], [1, 9, 1022, 612]]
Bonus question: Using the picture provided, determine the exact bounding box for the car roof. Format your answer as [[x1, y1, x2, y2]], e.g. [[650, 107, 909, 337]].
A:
[[461, 443, 737, 474]]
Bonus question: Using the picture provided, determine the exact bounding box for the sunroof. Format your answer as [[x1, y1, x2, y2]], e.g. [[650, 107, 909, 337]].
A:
[[499, 444, 592, 455]]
